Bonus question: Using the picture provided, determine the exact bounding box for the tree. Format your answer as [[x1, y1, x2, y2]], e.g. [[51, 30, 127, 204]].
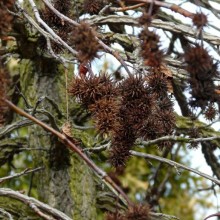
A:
[[1, 0, 220, 219]]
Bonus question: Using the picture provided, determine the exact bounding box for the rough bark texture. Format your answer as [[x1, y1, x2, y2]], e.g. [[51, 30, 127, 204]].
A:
[[18, 57, 97, 219]]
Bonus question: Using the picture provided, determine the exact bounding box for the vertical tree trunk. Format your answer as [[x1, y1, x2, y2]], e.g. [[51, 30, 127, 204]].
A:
[[19, 55, 96, 220]]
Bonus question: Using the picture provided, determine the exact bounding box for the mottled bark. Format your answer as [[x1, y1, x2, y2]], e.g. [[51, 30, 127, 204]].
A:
[[18, 55, 97, 219]]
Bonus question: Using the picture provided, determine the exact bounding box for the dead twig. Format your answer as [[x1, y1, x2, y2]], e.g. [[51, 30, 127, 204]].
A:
[[0, 167, 44, 184]]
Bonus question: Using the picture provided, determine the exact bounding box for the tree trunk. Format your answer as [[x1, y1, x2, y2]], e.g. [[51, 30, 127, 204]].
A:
[[18, 53, 96, 220]]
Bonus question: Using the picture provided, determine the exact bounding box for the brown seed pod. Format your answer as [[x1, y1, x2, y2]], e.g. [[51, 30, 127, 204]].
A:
[[119, 74, 147, 100], [146, 72, 168, 97], [2, 0, 15, 8], [125, 204, 151, 220], [204, 104, 217, 121], [193, 12, 208, 29], [184, 45, 217, 79], [139, 27, 163, 67], [184, 45, 219, 108], [138, 117, 162, 140], [69, 73, 116, 107], [157, 110, 175, 135], [83, 0, 104, 15], [41, 0, 71, 28], [157, 96, 174, 111], [139, 12, 152, 26], [89, 97, 120, 135], [70, 22, 100, 62], [109, 145, 131, 168], [105, 211, 124, 220], [188, 127, 200, 149]]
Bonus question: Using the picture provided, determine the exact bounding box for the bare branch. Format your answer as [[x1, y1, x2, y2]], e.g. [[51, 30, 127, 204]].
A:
[[0, 167, 44, 184], [88, 15, 220, 46], [137, 135, 220, 147], [0, 118, 48, 139], [4, 99, 131, 206], [130, 150, 220, 186], [150, 212, 180, 220]]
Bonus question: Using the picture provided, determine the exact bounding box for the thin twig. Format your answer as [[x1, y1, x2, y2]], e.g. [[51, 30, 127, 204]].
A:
[[137, 135, 220, 146], [111, 3, 146, 12], [130, 150, 220, 186], [150, 211, 180, 220], [0, 167, 44, 184], [0, 118, 48, 139], [124, 0, 194, 18]]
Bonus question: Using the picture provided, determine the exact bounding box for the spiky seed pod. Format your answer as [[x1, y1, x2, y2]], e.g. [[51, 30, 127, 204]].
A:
[[83, 0, 103, 15], [204, 104, 217, 121], [118, 74, 153, 138], [188, 127, 200, 149], [105, 211, 124, 220], [109, 145, 131, 168], [119, 97, 152, 135], [119, 74, 147, 100], [70, 22, 100, 62], [139, 12, 152, 26], [184, 45, 218, 79], [109, 124, 136, 168], [41, 0, 71, 27], [193, 12, 208, 29], [158, 141, 172, 151], [139, 27, 163, 67], [125, 204, 150, 220], [138, 118, 162, 140], [185, 45, 219, 108], [40, 0, 72, 52], [89, 98, 120, 134], [146, 72, 168, 97], [188, 77, 217, 109], [157, 110, 175, 135], [69, 73, 116, 107], [54, 0, 70, 15], [157, 96, 174, 111], [112, 125, 137, 148]]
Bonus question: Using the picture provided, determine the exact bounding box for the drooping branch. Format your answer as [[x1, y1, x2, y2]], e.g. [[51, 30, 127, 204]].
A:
[[4, 99, 131, 206], [130, 150, 220, 186]]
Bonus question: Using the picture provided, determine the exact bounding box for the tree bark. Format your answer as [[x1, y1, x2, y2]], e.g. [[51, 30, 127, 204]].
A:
[[18, 54, 97, 219]]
